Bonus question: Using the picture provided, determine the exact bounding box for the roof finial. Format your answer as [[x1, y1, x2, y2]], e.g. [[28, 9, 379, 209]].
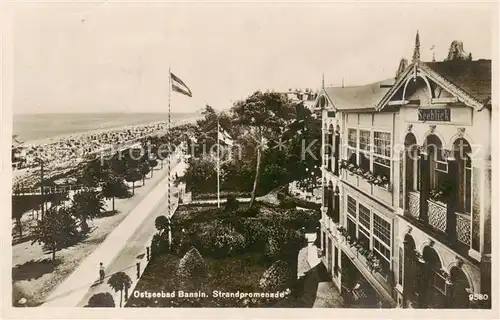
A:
[[322, 73, 325, 89], [412, 30, 420, 63]]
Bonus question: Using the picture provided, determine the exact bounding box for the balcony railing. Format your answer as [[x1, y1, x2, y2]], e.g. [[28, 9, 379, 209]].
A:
[[404, 193, 472, 247], [456, 213, 471, 246]]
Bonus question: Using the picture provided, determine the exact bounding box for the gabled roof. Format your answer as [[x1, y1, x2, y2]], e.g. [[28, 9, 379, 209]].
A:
[[423, 59, 491, 104], [376, 59, 492, 111], [323, 78, 395, 112]]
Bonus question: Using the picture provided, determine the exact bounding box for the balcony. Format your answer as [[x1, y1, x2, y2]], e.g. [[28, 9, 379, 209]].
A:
[[403, 192, 472, 254], [342, 170, 392, 205]]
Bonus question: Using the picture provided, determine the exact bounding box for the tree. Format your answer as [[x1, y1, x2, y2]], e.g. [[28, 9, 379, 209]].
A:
[[177, 157, 217, 194], [107, 271, 132, 307], [148, 159, 158, 177], [140, 161, 151, 185], [12, 196, 26, 239], [102, 175, 130, 213], [125, 168, 142, 195], [87, 292, 115, 307], [109, 152, 130, 178], [31, 205, 78, 263], [231, 92, 295, 207], [154, 215, 170, 233], [71, 189, 106, 232], [79, 159, 105, 187]]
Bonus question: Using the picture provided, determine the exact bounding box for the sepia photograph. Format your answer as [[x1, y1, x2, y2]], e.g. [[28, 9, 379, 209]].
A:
[[2, 0, 498, 318]]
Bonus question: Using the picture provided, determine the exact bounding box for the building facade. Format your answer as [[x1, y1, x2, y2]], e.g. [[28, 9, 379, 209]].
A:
[[317, 34, 492, 309]]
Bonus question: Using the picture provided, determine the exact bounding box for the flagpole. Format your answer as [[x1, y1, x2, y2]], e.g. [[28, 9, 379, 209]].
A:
[[168, 66, 172, 220], [217, 115, 220, 208]]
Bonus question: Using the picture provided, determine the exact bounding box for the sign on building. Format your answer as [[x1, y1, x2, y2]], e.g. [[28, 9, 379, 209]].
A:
[[418, 108, 451, 122]]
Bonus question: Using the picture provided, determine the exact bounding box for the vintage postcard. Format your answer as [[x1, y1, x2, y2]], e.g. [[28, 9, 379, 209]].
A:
[[2, 0, 499, 319]]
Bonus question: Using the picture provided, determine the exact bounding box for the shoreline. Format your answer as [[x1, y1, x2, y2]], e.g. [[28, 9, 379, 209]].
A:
[[17, 119, 186, 147], [12, 117, 198, 188]]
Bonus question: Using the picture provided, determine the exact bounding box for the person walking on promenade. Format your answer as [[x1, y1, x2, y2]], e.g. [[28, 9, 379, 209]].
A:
[[99, 262, 105, 283]]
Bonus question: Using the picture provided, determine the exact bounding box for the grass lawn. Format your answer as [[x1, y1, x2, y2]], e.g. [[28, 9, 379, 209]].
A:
[[125, 252, 269, 308]]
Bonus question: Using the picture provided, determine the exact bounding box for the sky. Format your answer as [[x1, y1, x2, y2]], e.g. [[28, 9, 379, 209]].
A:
[[11, 1, 496, 114]]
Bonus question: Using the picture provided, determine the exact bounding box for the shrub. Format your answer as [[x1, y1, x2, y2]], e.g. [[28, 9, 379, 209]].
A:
[[172, 229, 191, 257], [177, 247, 206, 290], [213, 230, 246, 258], [264, 227, 307, 262], [151, 232, 169, 258], [193, 221, 246, 258], [86, 292, 115, 307], [279, 199, 296, 209], [225, 195, 239, 212], [259, 260, 294, 292], [238, 218, 268, 251]]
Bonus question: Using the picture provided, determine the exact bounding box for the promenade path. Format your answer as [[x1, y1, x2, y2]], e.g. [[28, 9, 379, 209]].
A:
[[42, 155, 186, 307], [294, 233, 344, 307], [77, 180, 181, 307]]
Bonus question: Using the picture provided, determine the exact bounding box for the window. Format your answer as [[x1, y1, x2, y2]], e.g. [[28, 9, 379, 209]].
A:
[[432, 272, 447, 294], [334, 247, 339, 276], [374, 132, 391, 157], [343, 193, 393, 280], [373, 214, 391, 246], [398, 247, 403, 286], [347, 217, 357, 239], [373, 131, 391, 180], [358, 232, 370, 251], [347, 129, 357, 148], [347, 196, 357, 218], [373, 213, 391, 280], [430, 148, 448, 190], [359, 130, 371, 152], [414, 158, 421, 191], [359, 130, 371, 171], [373, 241, 391, 278], [464, 156, 472, 214], [359, 203, 371, 231]]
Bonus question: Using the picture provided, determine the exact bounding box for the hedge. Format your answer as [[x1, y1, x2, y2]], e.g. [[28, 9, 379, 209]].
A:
[[192, 191, 252, 200]]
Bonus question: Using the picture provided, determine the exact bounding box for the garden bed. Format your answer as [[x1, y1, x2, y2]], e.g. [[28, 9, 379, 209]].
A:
[[125, 253, 269, 307], [127, 201, 316, 307]]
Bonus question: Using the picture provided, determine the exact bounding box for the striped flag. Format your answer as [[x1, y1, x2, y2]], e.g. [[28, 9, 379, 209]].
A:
[[170, 72, 192, 97], [217, 124, 233, 147]]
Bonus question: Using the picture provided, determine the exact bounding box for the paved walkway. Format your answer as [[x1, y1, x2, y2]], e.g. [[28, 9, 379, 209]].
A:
[[43, 155, 186, 307], [294, 233, 344, 308]]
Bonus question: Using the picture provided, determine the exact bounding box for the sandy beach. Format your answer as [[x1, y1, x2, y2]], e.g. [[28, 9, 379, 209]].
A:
[[12, 117, 196, 188]]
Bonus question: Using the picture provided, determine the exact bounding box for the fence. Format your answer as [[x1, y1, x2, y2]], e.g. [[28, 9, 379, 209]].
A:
[[13, 184, 85, 196]]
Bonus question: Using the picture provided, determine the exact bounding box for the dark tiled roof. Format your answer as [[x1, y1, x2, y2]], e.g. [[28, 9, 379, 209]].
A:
[[423, 59, 491, 104], [323, 78, 394, 111]]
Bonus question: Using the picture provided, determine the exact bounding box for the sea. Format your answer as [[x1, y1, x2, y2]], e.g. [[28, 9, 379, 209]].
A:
[[13, 112, 201, 143]]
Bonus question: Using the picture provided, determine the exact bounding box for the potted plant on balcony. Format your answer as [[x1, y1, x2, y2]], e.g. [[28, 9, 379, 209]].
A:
[[339, 160, 349, 170], [429, 180, 455, 205], [366, 252, 382, 273], [372, 175, 390, 188]]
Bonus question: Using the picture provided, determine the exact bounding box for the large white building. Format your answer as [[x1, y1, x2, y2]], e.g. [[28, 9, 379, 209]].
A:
[[317, 33, 492, 308]]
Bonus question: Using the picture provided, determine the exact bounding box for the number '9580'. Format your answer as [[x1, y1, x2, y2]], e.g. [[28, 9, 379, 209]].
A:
[[469, 293, 489, 301]]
